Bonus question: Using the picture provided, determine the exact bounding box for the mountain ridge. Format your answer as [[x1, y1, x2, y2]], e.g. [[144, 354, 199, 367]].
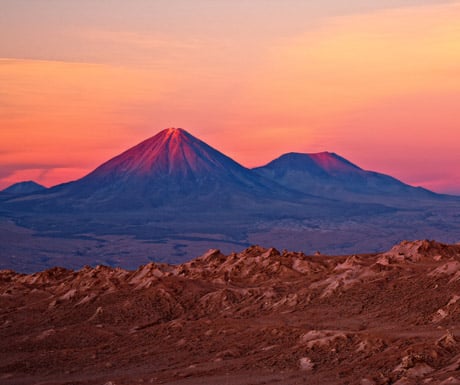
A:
[[4, 128, 446, 207], [1, 127, 459, 270], [1, 180, 46, 195], [2, 239, 460, 384], [6, 128, 303, 211]]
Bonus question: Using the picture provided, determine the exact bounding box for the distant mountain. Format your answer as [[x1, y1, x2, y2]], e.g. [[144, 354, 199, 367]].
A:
[[73, 127, 274, 194], [7, 128, 303, 212], [67, 127, 308, 209], [1, 128, 459, 270], [83, 127, 258, 182], [5, 131, 441, 211], [1, 181, 46, 195], [253, 152, 438, 203]]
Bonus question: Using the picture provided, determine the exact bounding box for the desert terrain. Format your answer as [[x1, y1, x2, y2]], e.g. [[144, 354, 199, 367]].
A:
[[2, 240, 460, 384]]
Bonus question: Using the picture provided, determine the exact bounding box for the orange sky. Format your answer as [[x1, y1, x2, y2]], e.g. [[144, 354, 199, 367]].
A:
[[1, 1, 460, 193]]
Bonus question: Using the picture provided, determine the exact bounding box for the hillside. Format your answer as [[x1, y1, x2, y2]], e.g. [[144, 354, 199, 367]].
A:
[[2, 240, 460, 384]]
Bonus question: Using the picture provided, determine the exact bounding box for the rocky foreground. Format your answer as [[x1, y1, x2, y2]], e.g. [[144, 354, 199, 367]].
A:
[[2, 240, 460, 385]]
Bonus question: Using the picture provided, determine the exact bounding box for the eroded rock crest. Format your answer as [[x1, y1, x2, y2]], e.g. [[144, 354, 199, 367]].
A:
[[1, 240, 460, 384]]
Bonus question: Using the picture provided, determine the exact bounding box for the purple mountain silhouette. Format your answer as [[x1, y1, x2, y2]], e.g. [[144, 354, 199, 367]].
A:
[[42, 128, 297, 210], [253, 152, 436, 203], [2, 128, 459, 270], [1, 181, 46, 195], [5, 130, 442, 211], [82, 128, 261, 184]]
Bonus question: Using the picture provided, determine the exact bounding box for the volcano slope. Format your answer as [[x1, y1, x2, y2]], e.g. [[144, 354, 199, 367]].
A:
[[2, 240, 460, 385]]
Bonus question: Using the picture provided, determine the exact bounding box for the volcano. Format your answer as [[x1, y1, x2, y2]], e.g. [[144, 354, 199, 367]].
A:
[[254, 152, 438, 203], [83, 127, 256, 182], [15, 128, 297, 212]]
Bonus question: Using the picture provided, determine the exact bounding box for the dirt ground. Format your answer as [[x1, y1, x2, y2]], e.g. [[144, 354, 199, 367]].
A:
[[2, 240, 460, 385]]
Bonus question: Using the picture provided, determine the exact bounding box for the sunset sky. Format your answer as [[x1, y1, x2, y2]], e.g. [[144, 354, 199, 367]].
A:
[[1, 0, 460, 194]]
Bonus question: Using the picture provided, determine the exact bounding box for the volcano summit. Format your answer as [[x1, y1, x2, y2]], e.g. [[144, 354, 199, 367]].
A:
[[79, 127, 262, 186]]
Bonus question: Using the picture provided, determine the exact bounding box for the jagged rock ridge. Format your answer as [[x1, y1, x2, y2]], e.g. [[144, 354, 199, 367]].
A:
[[2, 240, 460, 384]]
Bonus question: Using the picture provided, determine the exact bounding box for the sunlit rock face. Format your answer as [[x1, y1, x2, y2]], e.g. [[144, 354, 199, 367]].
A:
[[2, 240, 460, 385]]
